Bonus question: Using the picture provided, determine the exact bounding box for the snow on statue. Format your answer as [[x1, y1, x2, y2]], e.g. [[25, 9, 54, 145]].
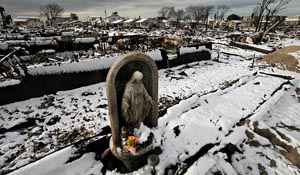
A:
[[121, 71, 153, 131]]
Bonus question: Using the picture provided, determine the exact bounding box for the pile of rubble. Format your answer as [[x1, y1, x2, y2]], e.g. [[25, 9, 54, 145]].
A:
[[258, 46, 300, 72]]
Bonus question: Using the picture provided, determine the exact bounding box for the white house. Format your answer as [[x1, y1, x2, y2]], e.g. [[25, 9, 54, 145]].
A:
[[107, 12, 124, 24]]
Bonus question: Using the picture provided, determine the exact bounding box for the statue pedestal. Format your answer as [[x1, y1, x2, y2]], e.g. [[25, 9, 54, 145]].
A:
[[109, 138, 154, 172]]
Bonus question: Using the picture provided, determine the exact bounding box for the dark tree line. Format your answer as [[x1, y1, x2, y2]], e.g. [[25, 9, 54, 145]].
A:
[[158, 5, 231, 30], [159, 1, 291, 33]]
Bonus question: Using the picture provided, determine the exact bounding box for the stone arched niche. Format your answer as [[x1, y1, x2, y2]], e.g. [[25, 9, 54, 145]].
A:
[[106, 51, 158, 150]]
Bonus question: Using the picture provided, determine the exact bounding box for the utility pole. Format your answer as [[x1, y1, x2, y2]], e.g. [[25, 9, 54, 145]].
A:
[[104, 9, 107, 34]]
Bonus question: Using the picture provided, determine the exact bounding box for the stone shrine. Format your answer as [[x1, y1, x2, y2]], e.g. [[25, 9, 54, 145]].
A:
[[106, 51, 158, 171]]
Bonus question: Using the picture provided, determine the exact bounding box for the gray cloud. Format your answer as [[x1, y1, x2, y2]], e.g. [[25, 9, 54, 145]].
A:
[[0, 0, 299, 20]]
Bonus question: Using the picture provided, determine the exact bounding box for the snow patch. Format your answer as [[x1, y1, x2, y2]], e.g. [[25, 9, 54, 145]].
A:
[[145, 49, 162, 61], [74, 38, 96, 44], [186, 156, 216, 174], [134, 123, 152, 143], [10, 147, 76, 175], [0, 42, 9, 50], [0, 79, 21, 88], [180, 46, 211, 55]]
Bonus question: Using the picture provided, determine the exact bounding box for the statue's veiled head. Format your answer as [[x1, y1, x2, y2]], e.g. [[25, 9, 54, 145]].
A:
[[131, 71, 143, 82]]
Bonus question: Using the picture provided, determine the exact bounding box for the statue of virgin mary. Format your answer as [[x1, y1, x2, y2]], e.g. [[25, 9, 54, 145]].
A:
[[121, 71, 153, 131]]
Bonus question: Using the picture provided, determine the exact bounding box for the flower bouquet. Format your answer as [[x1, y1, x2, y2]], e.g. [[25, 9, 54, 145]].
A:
[[124, 136, 139, 153]]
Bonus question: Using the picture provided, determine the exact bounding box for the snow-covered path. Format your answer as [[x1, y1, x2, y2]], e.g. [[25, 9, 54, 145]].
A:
[[151, 71, 294, 174]]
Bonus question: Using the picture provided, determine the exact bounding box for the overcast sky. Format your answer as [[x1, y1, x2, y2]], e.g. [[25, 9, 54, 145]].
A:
[[1, 0, 299, 20]]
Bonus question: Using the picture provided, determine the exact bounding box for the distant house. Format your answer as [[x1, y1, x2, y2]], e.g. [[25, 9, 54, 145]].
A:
[[13, 16, 43, 27], [260, 16, 286, 29], [88, 16, 102, 25], [111, 19, 124, 27], [123, 19, 137, 28], [164, 17, 177, 28], [285, 16, 300, 26], [107, 12, 124, 24], [88, 16, 105, 27], [88, 16, 102, 22], [136, 18, 155, 28], [219, 20, 227, 29], [183, 19, 199, 28], [241, 16, 252, 29], [207, 18, 215, 28], [60, 20, 83, 28], [228, 20, 241, 30], [13, 18, 28, 27], [154, 17, 167, 28], [52, 16, 71, 27], [240, 15, 286, 30]]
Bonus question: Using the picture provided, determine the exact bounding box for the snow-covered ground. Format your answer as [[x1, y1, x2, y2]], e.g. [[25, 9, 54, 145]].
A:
[[1, 39, 300, 175]]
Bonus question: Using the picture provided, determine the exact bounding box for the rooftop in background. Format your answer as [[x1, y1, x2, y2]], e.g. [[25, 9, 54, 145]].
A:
[[13, 18, 28, 22], [285, 15, 300, 22], [124, 19, 136, 23], [136, 18, 148, 23], [16, 16, 39, 20]]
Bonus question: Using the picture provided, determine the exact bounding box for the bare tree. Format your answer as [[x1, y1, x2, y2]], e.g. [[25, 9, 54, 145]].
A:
[[185, 4, 214, 30], [252, 4, 261, 28], [185, 5, 206, 22], [271, 0, 291, 15], [215, 5, 230, 23], [158, 7, 169, 18], [40, 3, 64, 25], [70, 13, 79, 21], [158, 7, 175, 19], [255, 0, 276, 32], [175, 9, 186, 23], [263, 0, 291, 32], [185, 6, 194, 22], [166, 7, 176, 19]]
